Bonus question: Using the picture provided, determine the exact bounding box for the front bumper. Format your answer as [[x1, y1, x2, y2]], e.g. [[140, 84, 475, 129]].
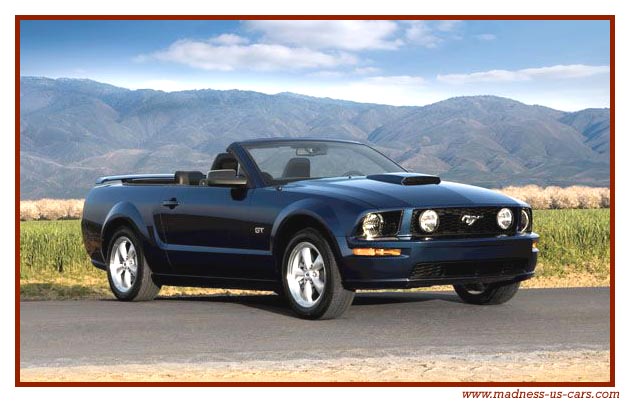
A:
[[338, 233, 539, 289]]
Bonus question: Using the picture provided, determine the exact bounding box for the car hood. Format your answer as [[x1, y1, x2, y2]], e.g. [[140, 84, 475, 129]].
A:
[[283, 175, 526, 209]]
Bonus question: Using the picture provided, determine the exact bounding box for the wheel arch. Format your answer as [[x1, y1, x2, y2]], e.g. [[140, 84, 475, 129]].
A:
[[101, 217, 142, 258], [100, 202, 148, 260], [272, 212, 343, 278]]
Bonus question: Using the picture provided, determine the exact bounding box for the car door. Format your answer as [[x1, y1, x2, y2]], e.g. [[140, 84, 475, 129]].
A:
[[159, 184, 275, 279]]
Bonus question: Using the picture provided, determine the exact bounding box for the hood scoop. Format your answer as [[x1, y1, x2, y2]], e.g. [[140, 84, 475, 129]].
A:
[[367, 172, 441, 186]]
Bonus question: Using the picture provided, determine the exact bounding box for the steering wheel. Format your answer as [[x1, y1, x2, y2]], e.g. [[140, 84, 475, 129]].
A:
[[342, 170, 364, 177]]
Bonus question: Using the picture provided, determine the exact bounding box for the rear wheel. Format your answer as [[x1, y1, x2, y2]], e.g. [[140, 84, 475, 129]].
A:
[[107, 228, 161, 301], [282, 228, 354, 319], [454, 281, 520, 305]]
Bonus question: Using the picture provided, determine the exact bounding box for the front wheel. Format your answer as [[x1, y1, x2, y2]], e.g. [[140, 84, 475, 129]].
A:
[[454, 281, 521, 305], [282, 228, 355, 319]]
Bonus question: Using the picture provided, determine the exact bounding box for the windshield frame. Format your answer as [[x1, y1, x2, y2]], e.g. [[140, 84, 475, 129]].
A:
[[239, 139, 406, 187]]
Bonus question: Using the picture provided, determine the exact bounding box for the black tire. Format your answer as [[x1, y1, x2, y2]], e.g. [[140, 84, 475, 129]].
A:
[[453, 281, 520, 305], [281, 228, 355, 319], [106, 227, 161, 301]]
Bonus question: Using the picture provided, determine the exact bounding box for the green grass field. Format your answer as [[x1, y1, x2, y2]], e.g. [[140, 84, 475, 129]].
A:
[[19, 209, 611, 299], [533, 209, 610, 278]]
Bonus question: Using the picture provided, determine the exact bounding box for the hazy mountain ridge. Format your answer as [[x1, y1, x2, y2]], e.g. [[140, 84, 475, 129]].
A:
[[19, 77, 610, 199]]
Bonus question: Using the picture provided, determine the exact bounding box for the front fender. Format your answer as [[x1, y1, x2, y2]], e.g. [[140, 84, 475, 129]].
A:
[[269, 196, 368, 265], [271, 198, 345, 242]]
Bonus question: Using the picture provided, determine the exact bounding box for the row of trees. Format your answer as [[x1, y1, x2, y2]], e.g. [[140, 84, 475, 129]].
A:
[[18, 186, 611, 221], [496, 185, 610, 210]]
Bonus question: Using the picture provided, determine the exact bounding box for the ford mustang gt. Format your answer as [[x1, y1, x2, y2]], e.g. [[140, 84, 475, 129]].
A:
[[81, 139, 538, 319]]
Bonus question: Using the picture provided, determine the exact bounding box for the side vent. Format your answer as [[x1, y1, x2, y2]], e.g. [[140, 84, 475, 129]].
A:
[[367, 173, 441, 186]]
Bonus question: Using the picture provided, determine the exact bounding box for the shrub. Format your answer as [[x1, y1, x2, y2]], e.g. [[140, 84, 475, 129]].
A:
[[496, 186, 609, 210], [20, 199, 84, 221], [19, 186, 610, 221]]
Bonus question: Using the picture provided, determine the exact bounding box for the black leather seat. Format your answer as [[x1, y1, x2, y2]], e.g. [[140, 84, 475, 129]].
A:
[[174, 170, 205, 185], [211, 153, 238, 171], [282, 157, 310, 178]]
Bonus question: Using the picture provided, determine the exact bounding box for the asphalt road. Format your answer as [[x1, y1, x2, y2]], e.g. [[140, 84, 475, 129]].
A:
[[20, 288, 610, 368]]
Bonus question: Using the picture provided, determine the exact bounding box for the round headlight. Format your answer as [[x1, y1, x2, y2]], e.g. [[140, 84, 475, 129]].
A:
[[362, 213, 383, 238], [419, 210, 439, 233], [518, 209, 530, 233], [497, 208, 514, 230]]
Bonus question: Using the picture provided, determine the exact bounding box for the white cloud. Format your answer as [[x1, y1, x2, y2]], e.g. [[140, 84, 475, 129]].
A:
[[244, 20, 403, 51], [403, 20, 463, 48], [208, 34, 249, 46], [435, 20, 462, 32], [437, 64, 610, 84], [354, 66, 381, 75], [521, 64, 610, 79], [475, 33, 497, 41], [306, 66, 382, 78], [145, 39, 358, 71], [137, 20, 469, 73], [404, 21, 442, 48], [307, 70, 346, 78]]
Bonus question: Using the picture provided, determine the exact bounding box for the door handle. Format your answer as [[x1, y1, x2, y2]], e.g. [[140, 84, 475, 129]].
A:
[[162, 198, 180, 209]]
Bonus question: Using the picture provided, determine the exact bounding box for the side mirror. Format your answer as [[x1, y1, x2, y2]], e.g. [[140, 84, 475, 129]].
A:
[[206, 169, 247, 187]]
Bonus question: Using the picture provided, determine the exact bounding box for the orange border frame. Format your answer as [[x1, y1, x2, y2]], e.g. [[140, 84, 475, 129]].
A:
[[15, 15, 615, 387]]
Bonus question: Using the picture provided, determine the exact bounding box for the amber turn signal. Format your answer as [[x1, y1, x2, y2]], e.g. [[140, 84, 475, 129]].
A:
[[532, 240, 539, 250], [352, 248, 402, 256]]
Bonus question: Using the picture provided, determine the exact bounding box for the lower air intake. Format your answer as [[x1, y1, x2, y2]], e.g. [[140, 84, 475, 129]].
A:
[[410, 259, 529, 281]]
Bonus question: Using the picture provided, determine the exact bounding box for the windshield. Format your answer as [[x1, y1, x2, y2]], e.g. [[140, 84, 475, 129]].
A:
[[244, 141, 404, 185]]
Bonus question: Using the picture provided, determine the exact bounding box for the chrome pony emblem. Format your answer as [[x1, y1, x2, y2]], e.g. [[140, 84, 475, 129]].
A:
[[461, 215, 483, 226]]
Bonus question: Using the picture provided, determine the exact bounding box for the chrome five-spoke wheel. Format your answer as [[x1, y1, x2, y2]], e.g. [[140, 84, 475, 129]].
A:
[[282, 228, 355, 319], [106, 228, 160, 301], [286, 241, 326, 308], [109, 236, 138, 292]]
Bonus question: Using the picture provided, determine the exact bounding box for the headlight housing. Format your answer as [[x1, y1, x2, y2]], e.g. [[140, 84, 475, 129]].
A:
[[517, 208, 532, 233], [497, 208, 514, 230], [362, 213, 383, 238], [419, 209, 440, 233], [359, 211, 402, 239]]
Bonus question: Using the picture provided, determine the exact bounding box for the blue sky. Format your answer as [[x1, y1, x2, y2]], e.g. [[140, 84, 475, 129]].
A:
[[20, 19, 610, 111]]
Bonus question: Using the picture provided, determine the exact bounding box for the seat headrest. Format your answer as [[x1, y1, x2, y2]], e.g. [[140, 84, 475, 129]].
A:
[[174, 171, 205, 185], [282, 157, 311, 178], [211, 153, 238, 171]]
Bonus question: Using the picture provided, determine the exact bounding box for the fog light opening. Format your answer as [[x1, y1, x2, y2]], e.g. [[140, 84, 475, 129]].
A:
[[352, 248, 402, 257]]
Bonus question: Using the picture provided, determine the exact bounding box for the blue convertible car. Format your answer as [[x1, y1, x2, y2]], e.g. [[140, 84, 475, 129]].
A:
[[81, 139, 538, 319]]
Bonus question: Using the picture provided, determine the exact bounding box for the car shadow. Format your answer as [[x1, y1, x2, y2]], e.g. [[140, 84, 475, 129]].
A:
[[154, 291, 463, 318], [353, 291, 462, 305], [157, 293, 296, 317]]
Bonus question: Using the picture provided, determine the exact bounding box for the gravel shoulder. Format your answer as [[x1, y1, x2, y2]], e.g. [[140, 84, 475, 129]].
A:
[[20, 350, 609, 382]]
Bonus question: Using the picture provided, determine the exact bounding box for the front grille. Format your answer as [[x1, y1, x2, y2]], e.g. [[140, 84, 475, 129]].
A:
[[412, 207, 517, 237], [410, 259, 529, 281]]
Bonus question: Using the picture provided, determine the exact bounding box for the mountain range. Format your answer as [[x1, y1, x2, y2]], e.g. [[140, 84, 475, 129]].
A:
[[19, 76, 610, 199]]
